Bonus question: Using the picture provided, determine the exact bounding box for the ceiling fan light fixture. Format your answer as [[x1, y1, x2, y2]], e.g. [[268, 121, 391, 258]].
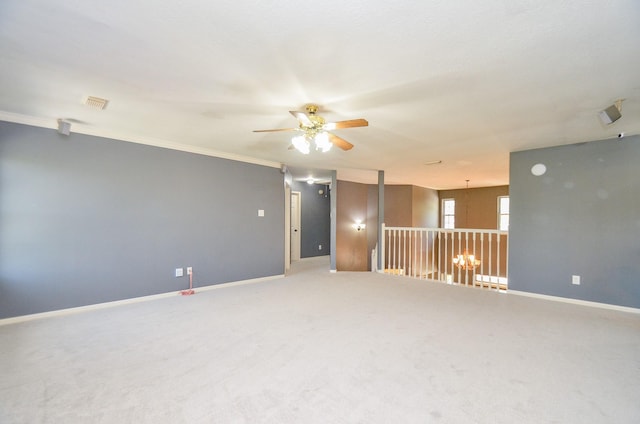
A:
[[292, 135, 310, 154], [314, 132, 332, 152], [255, 104, 363, 153]]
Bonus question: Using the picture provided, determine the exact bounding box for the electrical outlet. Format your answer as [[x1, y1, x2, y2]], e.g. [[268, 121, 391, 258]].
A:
[[319, 244, 322, 250], [175, 268, 184, 277], [572, 275, 580, 285], [187, 267, 193, 275]]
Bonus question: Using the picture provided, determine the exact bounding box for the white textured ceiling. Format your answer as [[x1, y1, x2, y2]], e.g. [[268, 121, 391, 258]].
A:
[[1, 0, 639, 189]]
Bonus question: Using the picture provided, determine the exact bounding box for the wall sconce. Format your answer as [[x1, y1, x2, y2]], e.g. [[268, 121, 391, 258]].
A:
[[352, 221, 366, 231]]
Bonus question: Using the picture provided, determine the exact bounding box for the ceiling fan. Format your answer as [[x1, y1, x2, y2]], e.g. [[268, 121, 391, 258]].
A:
[[253, 104, 368, 153]]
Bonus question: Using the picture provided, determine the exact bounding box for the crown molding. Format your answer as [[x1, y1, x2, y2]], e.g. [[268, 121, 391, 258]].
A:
[[0, 111, 282, 169]]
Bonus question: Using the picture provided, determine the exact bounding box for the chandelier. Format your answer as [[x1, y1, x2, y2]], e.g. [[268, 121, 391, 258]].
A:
[[452, 180, 481, 271], [453, 251, 480, 270]]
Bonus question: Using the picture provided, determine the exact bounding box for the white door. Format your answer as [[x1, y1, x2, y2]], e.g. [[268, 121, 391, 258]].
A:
[[291, 191, 301, 261]]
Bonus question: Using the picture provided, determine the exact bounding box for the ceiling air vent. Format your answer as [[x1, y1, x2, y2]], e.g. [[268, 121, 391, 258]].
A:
[[84, 96, 109, 110]]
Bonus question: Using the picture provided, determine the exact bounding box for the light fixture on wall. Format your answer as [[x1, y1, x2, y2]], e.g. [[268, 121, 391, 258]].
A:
[[352, 220, 366, 231], [453, 180, 481, 270]]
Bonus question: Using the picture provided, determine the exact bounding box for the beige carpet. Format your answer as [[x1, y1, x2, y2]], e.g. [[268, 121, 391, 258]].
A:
[[1, 256, 639, 423]]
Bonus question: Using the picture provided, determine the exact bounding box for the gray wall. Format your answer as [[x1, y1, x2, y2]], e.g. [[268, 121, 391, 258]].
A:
[[509, 135, 640, 308], [291, 181, 330, 258], [0, 121, 285, 319]]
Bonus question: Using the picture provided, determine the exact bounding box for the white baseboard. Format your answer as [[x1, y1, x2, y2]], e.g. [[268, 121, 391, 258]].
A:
[[0, 274, 284, 326], [508, 290, 640, 314]]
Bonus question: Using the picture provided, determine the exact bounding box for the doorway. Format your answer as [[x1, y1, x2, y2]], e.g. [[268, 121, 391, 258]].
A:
[[291, 191, 301, 261]]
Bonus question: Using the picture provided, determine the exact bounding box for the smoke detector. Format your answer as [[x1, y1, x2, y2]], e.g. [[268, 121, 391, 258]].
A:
[[84, 96, 109, 110]]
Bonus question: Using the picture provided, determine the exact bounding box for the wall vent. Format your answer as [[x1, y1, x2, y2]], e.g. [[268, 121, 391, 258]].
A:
[[84, 96, 109, 110]]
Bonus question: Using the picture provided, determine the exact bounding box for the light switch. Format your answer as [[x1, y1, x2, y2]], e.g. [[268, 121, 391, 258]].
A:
[[258, 209, 265, 217], [175, 268, 184, 277]]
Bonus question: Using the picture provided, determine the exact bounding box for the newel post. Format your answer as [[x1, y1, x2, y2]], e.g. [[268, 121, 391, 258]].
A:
[[379, 223, 386, 273]]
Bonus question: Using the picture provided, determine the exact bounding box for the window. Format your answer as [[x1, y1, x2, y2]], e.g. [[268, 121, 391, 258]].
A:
[[442, 198, 455, 229], [498, 196, 509, 231]]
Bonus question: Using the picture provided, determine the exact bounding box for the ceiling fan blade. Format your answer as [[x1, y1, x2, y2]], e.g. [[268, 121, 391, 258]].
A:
[[328, 133, 354, 151], [323, 118, 368, 130], [290, 111, 313, 126], [253, 128, 297, 133]]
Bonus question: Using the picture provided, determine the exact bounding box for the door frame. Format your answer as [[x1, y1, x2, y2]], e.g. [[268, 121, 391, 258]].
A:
[[284, 184, 291, 271], [291, 191, 301, 262]]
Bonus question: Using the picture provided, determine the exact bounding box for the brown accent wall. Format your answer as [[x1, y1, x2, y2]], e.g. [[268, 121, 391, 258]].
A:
[[336, 180, 369, 271], [366, 185, 379, 270], [336, 183, 508, 274], [382, 185, 441, 274], [412, 186, 440, 227], [438, 185, 509, 229], [438, 185, 510, 279], [383, 185, 440, 228], [384, 185, 413, 226], [337, 182, 439, 271]]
